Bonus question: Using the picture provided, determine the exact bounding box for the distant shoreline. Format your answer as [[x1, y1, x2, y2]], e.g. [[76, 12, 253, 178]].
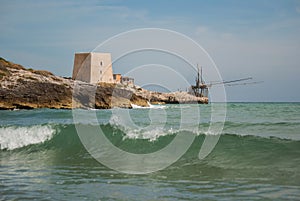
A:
[[0, 57, 208, 110]]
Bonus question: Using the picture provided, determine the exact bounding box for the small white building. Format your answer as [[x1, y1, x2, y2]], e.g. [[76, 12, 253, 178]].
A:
[[121, 76, 134, 86], [72, 52, 113, 84]]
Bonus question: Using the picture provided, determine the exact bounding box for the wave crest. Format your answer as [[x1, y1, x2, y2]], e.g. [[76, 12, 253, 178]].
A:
[[0, 125, 56, 150]]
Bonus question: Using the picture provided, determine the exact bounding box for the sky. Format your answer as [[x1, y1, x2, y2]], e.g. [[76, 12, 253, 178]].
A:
[[1, 0, 300, 102]]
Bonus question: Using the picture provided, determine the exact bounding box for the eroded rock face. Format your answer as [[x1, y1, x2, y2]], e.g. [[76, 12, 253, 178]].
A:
[[0, 58, 72, 109], [0, 57, 207, 110], [0, 58, 149, 110], [72, 82, 149, 109], [0, 81, 72, 109]]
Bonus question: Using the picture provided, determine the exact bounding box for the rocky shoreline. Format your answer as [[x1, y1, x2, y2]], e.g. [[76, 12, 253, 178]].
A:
[[0, 57, 208, 110]]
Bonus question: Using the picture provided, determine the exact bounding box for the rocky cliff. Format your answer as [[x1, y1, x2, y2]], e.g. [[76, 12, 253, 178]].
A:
[[0, 57, 207, 110]]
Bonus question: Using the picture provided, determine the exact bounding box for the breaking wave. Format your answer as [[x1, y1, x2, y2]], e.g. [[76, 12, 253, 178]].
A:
[[0, 125, 56, 150], [0, 122, 299, 153]]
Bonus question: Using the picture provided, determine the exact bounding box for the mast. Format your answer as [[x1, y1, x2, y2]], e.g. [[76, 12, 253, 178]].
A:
[[196, 64, 200, 88], [199, 65, 203, 97], [200, 65, 203, 85], [192, 64, 206, 97], [190, 64, 209, 98]]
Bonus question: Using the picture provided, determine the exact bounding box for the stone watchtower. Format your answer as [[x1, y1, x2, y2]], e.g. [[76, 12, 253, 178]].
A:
[[72, 52, 113, 84]]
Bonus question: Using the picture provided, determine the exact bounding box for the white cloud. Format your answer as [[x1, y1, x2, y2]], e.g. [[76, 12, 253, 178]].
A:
[[195, 26, 208, 34]]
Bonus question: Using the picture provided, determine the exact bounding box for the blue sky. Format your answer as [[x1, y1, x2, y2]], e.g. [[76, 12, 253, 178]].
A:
[[1, 0, 300, 101]]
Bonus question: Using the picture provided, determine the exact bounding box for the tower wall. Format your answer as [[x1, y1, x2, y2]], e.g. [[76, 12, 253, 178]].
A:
[[72, 53, 91, 83], [72, 52, 113, 84], [90, 53, 113, 83]]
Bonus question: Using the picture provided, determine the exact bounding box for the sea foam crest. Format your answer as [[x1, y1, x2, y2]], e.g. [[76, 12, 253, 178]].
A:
[[0, 125, 56, 150], [109, 114, 174, 141], [123, 127, 175, 142]]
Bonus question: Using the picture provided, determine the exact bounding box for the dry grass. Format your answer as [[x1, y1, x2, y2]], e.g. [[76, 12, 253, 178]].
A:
[[28, 69, 54, 76], [0, 60, 11, 80], [0, 57, 25, 70]]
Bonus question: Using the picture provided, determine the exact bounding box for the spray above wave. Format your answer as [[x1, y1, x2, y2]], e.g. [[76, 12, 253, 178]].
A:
[[0, 123, 183, 151], [108, 114, 177, 141], [0, 125, 57, 150]]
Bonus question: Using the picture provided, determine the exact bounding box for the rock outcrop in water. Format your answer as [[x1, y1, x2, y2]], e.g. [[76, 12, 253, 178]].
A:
[[134, 88, 208, 104], [0, 57, 207, 110]]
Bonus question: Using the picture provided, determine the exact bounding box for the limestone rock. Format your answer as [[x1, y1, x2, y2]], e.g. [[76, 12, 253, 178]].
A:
[[0, 57, 207, 110]]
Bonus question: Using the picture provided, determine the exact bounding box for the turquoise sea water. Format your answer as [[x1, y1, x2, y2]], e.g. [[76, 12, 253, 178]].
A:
[[0, 103, 300, 200]]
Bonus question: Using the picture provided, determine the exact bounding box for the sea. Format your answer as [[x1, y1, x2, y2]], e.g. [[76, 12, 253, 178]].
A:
[[0, 103, 299, 201]]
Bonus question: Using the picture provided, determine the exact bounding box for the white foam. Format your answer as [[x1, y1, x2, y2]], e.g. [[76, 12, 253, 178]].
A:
[[109, 113, 175, 141], [0, 125, 56, 150], [123, 127, 175, 142], [131, 102, 166, 109]]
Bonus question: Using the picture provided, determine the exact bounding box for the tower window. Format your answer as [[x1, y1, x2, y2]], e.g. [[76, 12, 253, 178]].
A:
[[100, 61, 103, 66]]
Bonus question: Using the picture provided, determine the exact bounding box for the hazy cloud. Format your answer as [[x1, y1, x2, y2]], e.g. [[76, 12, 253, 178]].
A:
[[196, 26, 208, 34]]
